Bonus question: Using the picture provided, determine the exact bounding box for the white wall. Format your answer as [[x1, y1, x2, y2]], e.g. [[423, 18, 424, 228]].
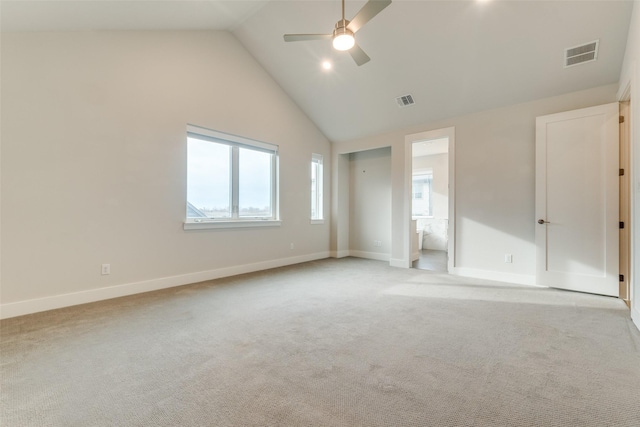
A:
[[332, 84, 619, 284], [1, 31, 331, 317], [348, 148, 392, 260], [619, 0, 640, 330]]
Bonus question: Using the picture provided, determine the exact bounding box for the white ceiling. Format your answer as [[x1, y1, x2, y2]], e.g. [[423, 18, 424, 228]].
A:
[[0, 1, 271, 31], [2, 1, 634, 142]]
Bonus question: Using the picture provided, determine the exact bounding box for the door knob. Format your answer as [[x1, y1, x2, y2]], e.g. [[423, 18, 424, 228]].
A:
[[537, 219, 549, 224]]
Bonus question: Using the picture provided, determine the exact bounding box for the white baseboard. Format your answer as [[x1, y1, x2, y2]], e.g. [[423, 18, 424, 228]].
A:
[[0, 251, 330, 320], [349, 250, 390, 262], [632, 306, 640, 332], [330, 250, 350, 258], [389, 258, 410, 268], [450, 267, 537, 287]]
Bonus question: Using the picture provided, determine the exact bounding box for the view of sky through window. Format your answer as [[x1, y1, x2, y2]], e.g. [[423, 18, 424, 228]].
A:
[[187, 137, 231, 218], [239, 147, 271, 217], [187, 136, 273, 219]]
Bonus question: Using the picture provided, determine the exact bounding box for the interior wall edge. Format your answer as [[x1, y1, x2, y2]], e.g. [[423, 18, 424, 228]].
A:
[[330, 250, 350, 258], [389, 258, 410, 268], [0, 251, 331, 320]]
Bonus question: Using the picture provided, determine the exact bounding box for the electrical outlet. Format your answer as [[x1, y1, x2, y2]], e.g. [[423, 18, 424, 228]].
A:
[[101, 264, 111, 275], [290, 243, 295, 250], [504, 254, 513, 263]]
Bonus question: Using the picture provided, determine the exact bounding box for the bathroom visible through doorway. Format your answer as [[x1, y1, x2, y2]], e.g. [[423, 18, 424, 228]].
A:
[[410, 135, 450, 272]]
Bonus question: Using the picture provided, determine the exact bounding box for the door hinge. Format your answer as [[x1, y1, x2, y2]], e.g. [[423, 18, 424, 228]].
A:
[[620, 168, 625, 176], [620, 274, 624, 282], [620, 116, 625, 124], [620, 221, 625, 229]]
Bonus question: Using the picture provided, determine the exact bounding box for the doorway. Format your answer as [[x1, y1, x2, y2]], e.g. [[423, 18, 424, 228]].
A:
[[406, 128, 455, 272]]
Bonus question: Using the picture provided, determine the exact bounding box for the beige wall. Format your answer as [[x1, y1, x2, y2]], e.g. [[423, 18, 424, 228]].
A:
[[348, 148, 392, 258], [1, 30, 331, 314], [332, 84, 619, 282]]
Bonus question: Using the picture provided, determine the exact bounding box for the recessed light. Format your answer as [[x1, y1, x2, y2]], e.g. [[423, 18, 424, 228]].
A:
[[322, 61, 332, 70]]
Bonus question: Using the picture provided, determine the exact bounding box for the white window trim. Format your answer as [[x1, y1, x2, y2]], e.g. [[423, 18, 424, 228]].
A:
[[185, 125, 279, 229], [184, 220, 281, 230]]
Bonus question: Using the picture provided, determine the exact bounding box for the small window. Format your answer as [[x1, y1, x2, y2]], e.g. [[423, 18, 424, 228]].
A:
[[311, 154, 323, 222], [412, 172, 433, 217], [185, 125, 279, 228]]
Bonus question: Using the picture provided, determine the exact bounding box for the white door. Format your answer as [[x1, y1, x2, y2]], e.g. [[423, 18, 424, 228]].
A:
[[536, 103, 619, 296]]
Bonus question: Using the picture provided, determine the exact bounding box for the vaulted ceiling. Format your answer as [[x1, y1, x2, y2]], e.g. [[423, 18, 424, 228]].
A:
[[2, 1, 634, 142]]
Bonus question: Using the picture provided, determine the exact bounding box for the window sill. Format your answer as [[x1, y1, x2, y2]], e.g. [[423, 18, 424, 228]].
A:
[[310, 219, 325, 225], [184, 220, 282, 230]]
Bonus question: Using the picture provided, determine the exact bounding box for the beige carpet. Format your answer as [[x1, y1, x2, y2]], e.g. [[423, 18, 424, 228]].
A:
[[2, 257, 639, 426]]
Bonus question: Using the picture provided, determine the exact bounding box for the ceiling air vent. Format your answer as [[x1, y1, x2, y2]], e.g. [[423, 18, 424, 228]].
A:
[[564, 40, 599, 68], [396, 94, 415, 108]]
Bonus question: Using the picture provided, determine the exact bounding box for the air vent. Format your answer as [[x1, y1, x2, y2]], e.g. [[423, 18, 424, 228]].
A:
[[564, 40, 599, 68], [396, 94, 415, 108]]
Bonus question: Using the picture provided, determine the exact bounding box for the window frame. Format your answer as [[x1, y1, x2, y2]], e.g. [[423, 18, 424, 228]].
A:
[[411, 170, 434, 219], [310, 153, 324, 224], [184, 125, 280, 230]]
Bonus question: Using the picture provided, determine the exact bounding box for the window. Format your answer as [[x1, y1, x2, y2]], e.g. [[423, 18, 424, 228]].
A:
[[311, 154, 323, 222], [185, 125, 279, 229], [412, 172, 433, 217]]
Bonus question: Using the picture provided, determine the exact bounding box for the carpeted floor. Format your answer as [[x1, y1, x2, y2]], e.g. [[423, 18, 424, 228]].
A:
[[2, 257, 639, 426]]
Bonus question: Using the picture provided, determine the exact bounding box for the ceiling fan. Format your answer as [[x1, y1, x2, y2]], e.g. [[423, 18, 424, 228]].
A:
[[283, 0, 392, 66]]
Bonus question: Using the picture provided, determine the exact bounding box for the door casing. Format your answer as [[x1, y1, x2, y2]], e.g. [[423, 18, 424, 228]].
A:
[[404, 127, 456, 271]]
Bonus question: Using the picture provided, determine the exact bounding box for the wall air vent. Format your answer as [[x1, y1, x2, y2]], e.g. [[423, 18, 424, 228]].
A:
[[564, 40, 599, 68], [396, 94, 415, 108]]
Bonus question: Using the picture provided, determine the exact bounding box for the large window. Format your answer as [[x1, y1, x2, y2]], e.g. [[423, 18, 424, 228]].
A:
[[412, 171, 433, 217], [186, 125, 279, 228], [311, 154, 323, 221]]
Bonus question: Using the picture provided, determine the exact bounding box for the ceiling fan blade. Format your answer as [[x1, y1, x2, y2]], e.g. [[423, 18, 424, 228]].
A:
[[283, 34, 332, 42], [347, 0, 392, 34], [349, 43, 371, 66]]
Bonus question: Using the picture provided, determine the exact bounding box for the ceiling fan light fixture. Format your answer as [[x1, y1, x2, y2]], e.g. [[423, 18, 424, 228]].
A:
[[333, 33, 355, 51], [332, 22, 354, 51], [283, 0, 392, 65]]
